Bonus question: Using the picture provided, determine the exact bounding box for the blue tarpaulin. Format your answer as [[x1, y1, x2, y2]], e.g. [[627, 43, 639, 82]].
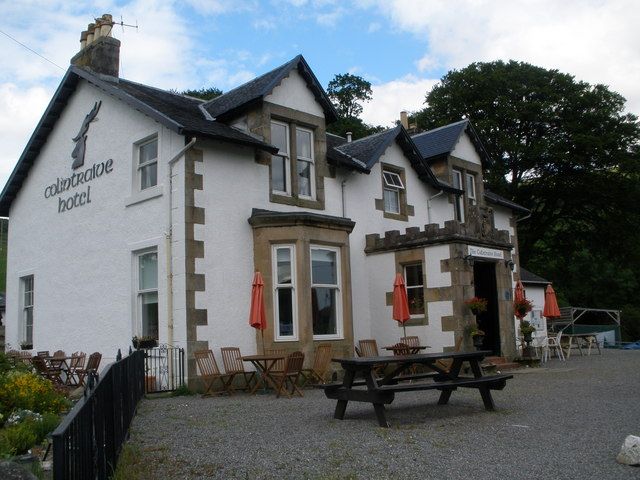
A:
[[622, 342, 640, 350]]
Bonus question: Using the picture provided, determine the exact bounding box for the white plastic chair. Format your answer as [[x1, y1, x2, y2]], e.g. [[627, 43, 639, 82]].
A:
[[546, 331, 565, 361]]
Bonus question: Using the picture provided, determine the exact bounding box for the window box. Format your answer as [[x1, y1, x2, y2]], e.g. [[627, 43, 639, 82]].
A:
[[20, 343, 33, 351], [132, 336, 158, 349]]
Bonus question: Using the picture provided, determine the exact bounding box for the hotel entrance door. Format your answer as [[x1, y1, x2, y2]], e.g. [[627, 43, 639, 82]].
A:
[[473, 261, 500, 355]]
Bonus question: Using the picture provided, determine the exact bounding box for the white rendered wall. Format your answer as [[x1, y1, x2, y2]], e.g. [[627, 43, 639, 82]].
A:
[[5, 81, 182, 364], [451, 132, 482, 165], [264, 69, 324, 118], [424, 244, 455, 351]]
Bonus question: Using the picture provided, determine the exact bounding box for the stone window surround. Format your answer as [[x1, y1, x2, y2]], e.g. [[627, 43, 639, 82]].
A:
[[385, 248, 428, 327], [263, 103, 326, 210], [447, 156, 484, 219], [375, 162, 415, 222]]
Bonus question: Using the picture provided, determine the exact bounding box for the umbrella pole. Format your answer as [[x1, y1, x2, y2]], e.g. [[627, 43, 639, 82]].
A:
[[402, 324, 407, 340]]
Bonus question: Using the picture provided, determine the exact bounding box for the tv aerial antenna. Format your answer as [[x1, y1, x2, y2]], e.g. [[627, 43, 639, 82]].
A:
[[115, 15, 138, 33]]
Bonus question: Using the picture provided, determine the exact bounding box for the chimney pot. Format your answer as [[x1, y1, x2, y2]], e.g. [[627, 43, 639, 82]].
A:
[[100, 14, 113, 37], [346, 132, 352, 143], [86, 23, 95, 45], [80, 31, 88, 50], [400, 111, 409, 129]]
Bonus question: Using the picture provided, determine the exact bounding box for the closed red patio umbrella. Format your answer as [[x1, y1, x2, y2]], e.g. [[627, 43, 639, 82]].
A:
[[392, 273, 411, 339], [543, 284, 561, 320], [514, 279, 525, 303], [249, 271, 267, 354]]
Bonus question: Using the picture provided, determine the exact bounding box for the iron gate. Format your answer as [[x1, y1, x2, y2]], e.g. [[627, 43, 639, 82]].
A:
[[141, 345, 185, 393]]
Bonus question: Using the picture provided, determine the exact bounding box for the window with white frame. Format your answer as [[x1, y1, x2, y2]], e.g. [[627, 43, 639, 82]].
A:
[[382, 170, 405, 214], [136, 249, 159, 339], [270, 120, 290, 195], [296, 127, 315, 199], [138, 136, 158, 190], [272, 245, 297, 340], [20, 275, 34, 345], [452, 169, 465, 222], [404, 264, 424, 317], [311, 246, 342, 338], [466, 173, 476, 205]]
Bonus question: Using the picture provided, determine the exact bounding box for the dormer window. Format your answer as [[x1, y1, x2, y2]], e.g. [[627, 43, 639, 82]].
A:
[[383, 170, 404, 214], [466, 173, 476, 205], [270, 120, 316, 200], [270, 120, 291, 195], [452, 169, 464, 222]]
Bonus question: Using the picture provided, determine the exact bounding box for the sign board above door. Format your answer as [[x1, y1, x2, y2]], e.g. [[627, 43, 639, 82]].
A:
[[468, 245, 504, 260]]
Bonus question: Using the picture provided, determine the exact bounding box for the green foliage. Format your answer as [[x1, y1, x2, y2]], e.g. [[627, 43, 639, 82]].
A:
[[180, 87, 223, 100], [0, 371, 69, 419], [620, 304, 640, 342], [327, 73, 373, 119], [416, 60, 640, 315], [0, 412, 59, 456], [326, 116, 384, 140], [170, 384, 195, 397]]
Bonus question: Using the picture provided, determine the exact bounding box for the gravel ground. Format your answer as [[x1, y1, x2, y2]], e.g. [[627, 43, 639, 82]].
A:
[[127, 349, 640, 479]]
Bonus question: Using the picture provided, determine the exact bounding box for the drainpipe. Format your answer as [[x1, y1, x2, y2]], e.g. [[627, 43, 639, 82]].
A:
[[427, 189, 444, 224], [516, 212, 532, 223], [166, 137, 197, 347]]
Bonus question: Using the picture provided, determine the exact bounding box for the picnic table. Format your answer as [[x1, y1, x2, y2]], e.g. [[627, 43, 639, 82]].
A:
[[322, 350, 512, 427], [562, 332, 602, 358], [242, 353, 286, 395]]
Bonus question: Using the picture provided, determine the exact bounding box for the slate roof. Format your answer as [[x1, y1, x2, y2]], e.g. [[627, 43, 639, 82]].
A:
[[484, 190, 530, 214], [327, 127, 461, 193], [203, 55, 337, 123], [411, 119, 492, 165], [520, 267, 550, 285], [0, 66, 278, 216]]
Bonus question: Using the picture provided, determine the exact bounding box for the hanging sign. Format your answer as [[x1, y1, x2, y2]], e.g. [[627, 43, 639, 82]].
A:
[[468, 245, 504, 260]]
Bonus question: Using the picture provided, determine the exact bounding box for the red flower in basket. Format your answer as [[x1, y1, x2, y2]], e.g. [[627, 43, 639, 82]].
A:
[[464, 297, 488, 315], [513, 298, 533, 319]]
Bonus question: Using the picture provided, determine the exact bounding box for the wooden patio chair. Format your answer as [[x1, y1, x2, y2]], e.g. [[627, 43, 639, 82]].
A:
[[390, 342, 412, 356], [76, 352, 102, 387], [221, 347, 256, 392], [52, 350, 66, 358], [272, 351, 305, 398], [194, 349, 234, 396], [401, 336, 420, 348], [66, 352, 86, 386], [300, 344, 332, 386], [358, 339, 386, 376], [265, 348, 287, 374], [31, 355, 63, 384], [434, 336, 464, 373]]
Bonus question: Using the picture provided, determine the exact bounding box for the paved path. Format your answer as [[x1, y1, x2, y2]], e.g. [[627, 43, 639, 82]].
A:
[[128, 349, 640, 479]]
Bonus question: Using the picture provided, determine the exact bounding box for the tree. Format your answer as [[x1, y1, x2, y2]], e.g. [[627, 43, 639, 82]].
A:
[[415, 61, 640, 326], [180, 87, 223, 100], [327, 73, 373, 119], [326, 73, 383, 139]]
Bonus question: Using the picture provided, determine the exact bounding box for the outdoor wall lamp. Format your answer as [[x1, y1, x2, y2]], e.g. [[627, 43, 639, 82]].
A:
[[463, 254, 475, 267], [505, 259, 515, 271]]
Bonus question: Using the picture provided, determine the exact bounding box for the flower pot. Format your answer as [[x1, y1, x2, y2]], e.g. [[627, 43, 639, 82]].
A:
[[523, 331, 533, 343], [20, 344, 32, 351], [472, 334, 485, 349]]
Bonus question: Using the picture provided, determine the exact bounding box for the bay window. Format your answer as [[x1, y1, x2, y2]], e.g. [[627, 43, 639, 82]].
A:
[[272, 245, 297, 340], [270, 121, 290, 195], [270, 120, 316, 199], [311, 246, 342, 338], [296, 127, 315, 199]]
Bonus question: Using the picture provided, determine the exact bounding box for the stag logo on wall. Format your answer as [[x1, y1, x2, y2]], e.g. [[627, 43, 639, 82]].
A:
[[72, 100, 101, 169], [42, 100, 115, 213]]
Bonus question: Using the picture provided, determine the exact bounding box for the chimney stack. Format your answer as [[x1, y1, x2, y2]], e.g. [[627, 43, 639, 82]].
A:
[[346, 132, 352, 143], [71, 14, 120, 78], [400, 111, 409, 129]]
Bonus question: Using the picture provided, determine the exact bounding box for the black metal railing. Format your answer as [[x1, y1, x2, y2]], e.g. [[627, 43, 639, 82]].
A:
[[141, 344, 185, 393], [52, 349, 145, 480]]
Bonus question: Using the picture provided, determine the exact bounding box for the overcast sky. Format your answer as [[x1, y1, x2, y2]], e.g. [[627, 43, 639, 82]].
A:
[[1, 0, 639, 192]]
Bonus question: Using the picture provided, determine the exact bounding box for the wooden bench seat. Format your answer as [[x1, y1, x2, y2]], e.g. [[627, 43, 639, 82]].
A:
[[376, 374, 512, 393]]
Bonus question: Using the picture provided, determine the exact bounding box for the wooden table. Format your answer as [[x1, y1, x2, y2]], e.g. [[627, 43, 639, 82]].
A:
[[322, 351, 512, 427], [44, 356, 74, 384], [562, 333, 602, 358], [242, 354, 286, 395], [383, 345, 429, 355]]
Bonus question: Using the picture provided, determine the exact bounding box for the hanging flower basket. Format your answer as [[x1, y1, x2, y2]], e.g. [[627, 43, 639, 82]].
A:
[[464, 297, 488, 315], [513, 298, 533, 319]]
